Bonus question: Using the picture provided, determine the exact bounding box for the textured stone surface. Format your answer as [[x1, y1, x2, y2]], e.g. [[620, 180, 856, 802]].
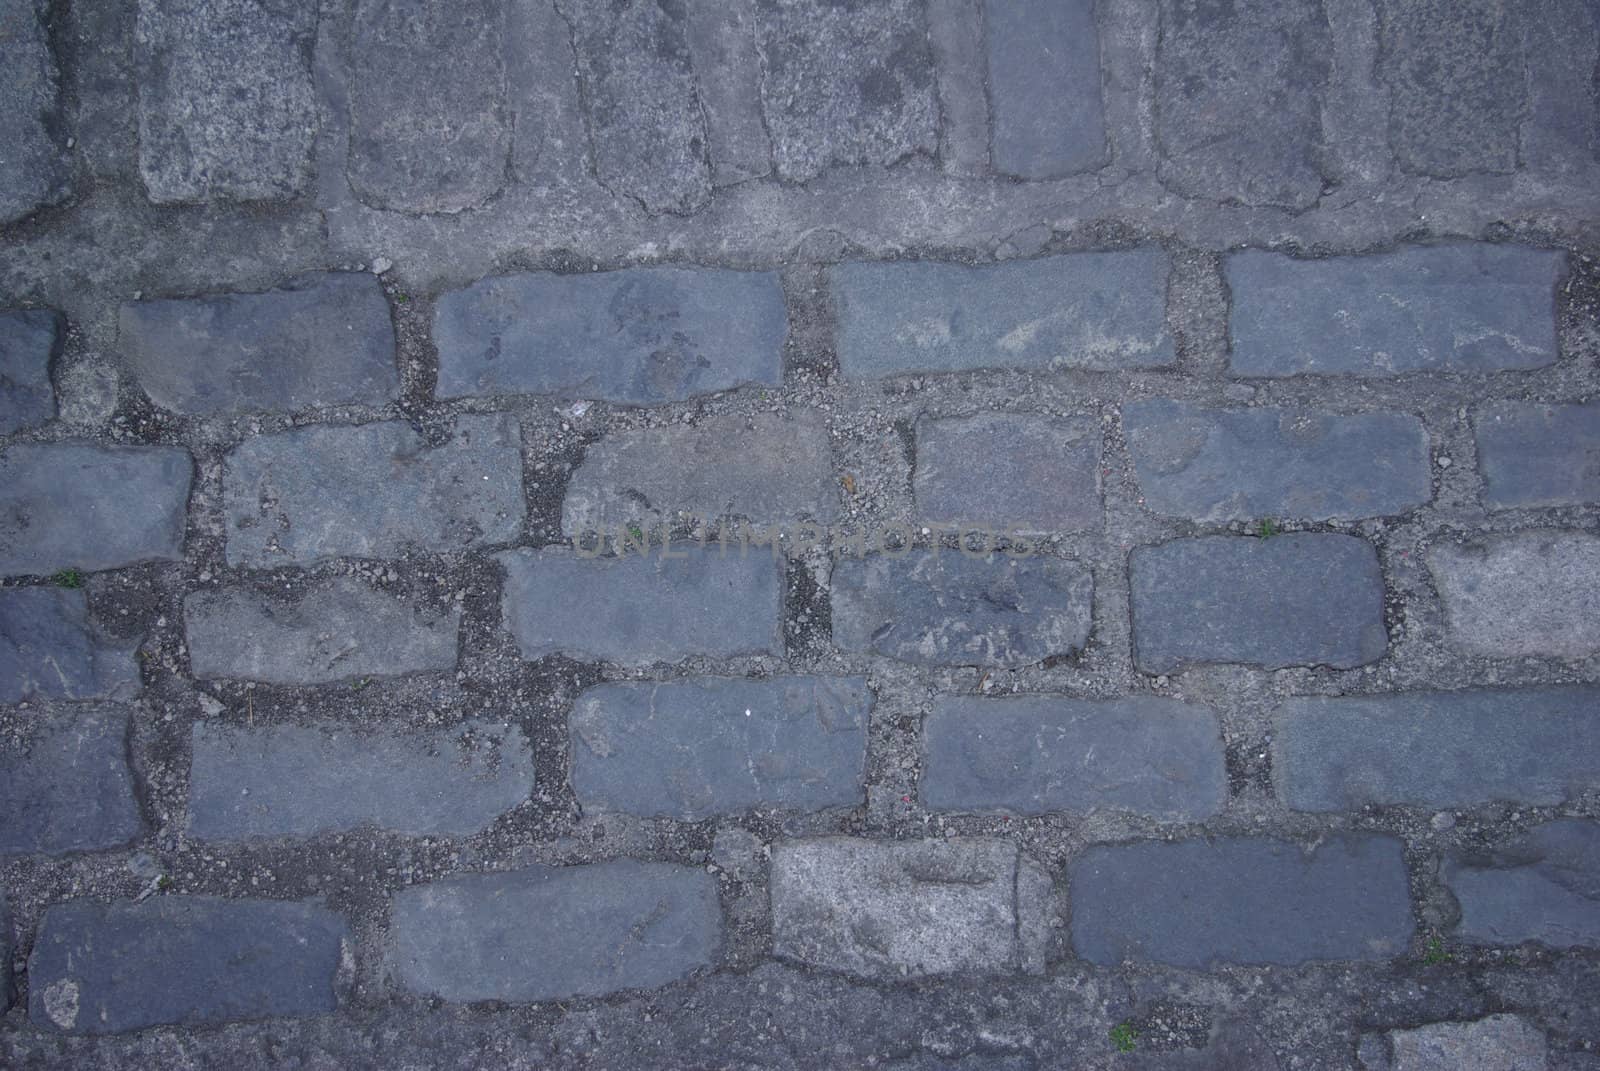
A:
[[498, 547, 782, 666], [921, 695, 1226, 821], [1130, 534, 1387, 672], [1475, 401, 1600, 508], [434, 268, 785, 403], [1124, 400, 1430, 521], [0, 587, 138, 704], [188, 719, 534, 839], [1227, 245, 1563, 377], [831, 552, 1093, 667], [0, 308, 60, 434], [1445, 820, 1600, 949], [222, 416, 524, 567], [134, 0, 317, 202], [347, 0, 508, 214], [1071, 834, 1414, 966], [0, 443, 192, 576], [0, 0, 69, 223], [1275, 687, 1600, 811], [390, 861, 720, 1001], [1382, 1015, 1549, 1071], [985, 0, 1105, 178], [118, 274, 398, 416], [914, 413, 1101, 533], [1155, 0, 1330, 209], [28, 897, 346, 1033], [572, 676, 869, 819], [1, 892, 9, 1014], [684, 0, 772, 185], [0, 705, 142, 856], [832, 253, 1173, 378], [1427, 531, 1600, 658], [770, 838, 1049, 978]]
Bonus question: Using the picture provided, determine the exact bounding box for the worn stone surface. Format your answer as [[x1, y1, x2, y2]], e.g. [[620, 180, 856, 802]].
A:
[[497, 547, 782, 666], [134, 0, 317, 202], [1380, 1015, 1549, 1071], [118, 273, 398, 416], [1124, 400, 1431, 522], [188, 719, 534, 839], [1445, 820, 1600, 949], [925, 0, 987, 176], [347, 0, 509, 214], [390, 861, 720, 1001], [832, 253, 1173, 378], [1275, 687, 1600, 811], [434, 268, 786, 403], [0, 705, 142, 856], [1475, 401, 1600, 508], [684, 0, 772, 186], [0, 442, 192, 576], [28, 897, 346, 1033], [1427, 531, 1600, 658], [1227, 245, 1563, 377], [1071, 834, 1415, 967], [0, 0, 70, 223], [921, 695, 1226, 821], [0, 308, 59, 435], [1155, 0, 1331, 209], [831, 551, 1093, 667], [985, 0, 1105, 179], [1130, 534, 1387, 673], [914, 413, 1101, 533], [571, 676, 869, 819], [222, 415, 524, 567], [0, 587, 138, 704], [0, 892, 9, 1014], [770, 838, 1049, 978]]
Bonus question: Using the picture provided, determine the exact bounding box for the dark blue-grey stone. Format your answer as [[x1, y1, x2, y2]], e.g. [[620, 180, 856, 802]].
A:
[[0, 705, 142, 856], [985, 0, 1105, 178], [1276, 687, 1600, 812], [571, 676, 869, 819], [1445, 820, 1600, 949], [1, 891, 10, 1013], [1070, 834, 1415, 966], [1227, 246, 1563, 377], [0, 0, 70, 223], [0, 587, 138, 704], [0, 442, 192, 577], [831, 551, 1093, 667], [914, 413, 1101, 533], [831, 253, 1173, 378], [434, 268, 785, 404], [0, 309, 60, 434], [28, 896, 346, 1032], [390, 861, 720, 1001], [118, 273, 398, 416], [1124, 400, 1431, 521], [1130, 534, 1387, 672], [1475, 401, 1600, 508], [921, 695, 1226, 821]]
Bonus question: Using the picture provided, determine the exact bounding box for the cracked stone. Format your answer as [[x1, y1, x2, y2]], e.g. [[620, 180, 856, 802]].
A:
[[1445, 820, 1600, 949]]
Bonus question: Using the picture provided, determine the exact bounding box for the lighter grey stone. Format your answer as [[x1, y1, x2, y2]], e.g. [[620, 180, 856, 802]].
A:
[[684, 0, 772, 186], [0, 309, 60, 434], [0, 0, 70, 223], [914, 413, 1101, 533], [1427, 531, 1600, 658], [1475, 401, 1600, 508], [0, 587, 138, 704], [987, 0, 1106, 179], [1445, 820, 1600, 949], [0, 705, 142, 855], [1385, 1015, 1548, 1071]]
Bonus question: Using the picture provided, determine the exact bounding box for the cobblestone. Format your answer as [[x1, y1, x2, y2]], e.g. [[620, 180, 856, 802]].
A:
[[1444, 820, 1600, 949], [913, 413, 1101, 533], [0, 0, 69, 223], [985, 0, 1105, 179], [0, 705, 141, 856], [1427, 531, 1600, 658], [0, 587, 138, 704], [1474, 401, 1600, 508], [1376, 1015, 1549, 1071], [0, 308, 59, 435]]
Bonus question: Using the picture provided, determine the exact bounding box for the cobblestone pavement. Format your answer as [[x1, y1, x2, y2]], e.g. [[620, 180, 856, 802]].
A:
[[3, 0, 1600, 1068]]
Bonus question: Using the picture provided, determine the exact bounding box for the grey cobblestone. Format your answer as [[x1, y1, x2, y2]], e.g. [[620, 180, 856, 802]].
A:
[[0, 705, 142, 856], [0, 308, 60, 435], [1444, 820, 1600, 949], [0, 587, 138, 704], [0, 0, 69, 223], [1, 892, 9, 1014], [1378, 1015, 1549, 1071], [1474, 401, 1600, 508], [914, 413, 1101, 533], [684, 0, 772, 186], [985, 0, 1105, 179], [1427, 531, 1600, 659]]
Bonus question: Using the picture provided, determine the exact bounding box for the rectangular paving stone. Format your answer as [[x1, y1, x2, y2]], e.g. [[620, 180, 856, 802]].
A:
[[0, 0, 70, 224], [571, 676, 869, 820], [0, 443, 192, 577], [985, 0, 1105, 178], [497, 547, 782, 666], [390, 860, 720, 1001], [184, 578, 459, 685], [684, 0, 773, 186], [1475, 401, 1600, 508], [1383, 1015, 1549, 1071], [921, 695, 1226, 821], [222, 415, 524, 567], [1427, 531, 1600, 658], [1444, 820, 1600, 949], [28, 896, 346, 1033], [1070, 834, 1415, 967], [134, 0, 317, 202], [0, 587, 138, 704], [1, 892, 9, 1013], [434, 268, 786, 404], [831, 253, 1173, 378], [1227, 245, 1563, 377], [831, 551, 1093, 668], [1275, 687, 1600, 812], [188, 719, 534, 839], [770, 838, 1049, 978], [1130, 534, 1387, 673], [118, 274, 398, 417], [0, 705, 142, 856], [914, 413, 1101, 533], [925, 0, 988, 175], [0, 308, 60, 434], [1124, 400, 1431, 522]]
